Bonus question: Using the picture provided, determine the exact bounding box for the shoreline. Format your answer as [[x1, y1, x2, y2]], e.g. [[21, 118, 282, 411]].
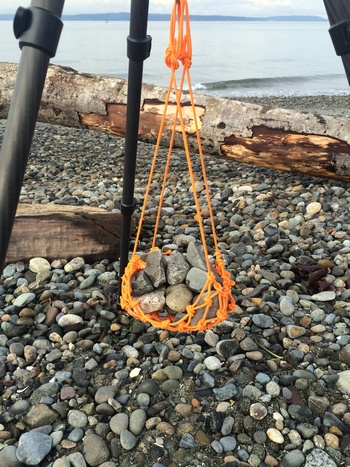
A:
[[231, 94, 350, 119]]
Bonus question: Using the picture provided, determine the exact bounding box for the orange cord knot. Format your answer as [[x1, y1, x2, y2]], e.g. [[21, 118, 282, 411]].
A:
[[165, 43, 179, 70]]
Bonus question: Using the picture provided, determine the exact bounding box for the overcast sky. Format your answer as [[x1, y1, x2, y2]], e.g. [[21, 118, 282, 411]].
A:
[[0, 0, 327, 18]]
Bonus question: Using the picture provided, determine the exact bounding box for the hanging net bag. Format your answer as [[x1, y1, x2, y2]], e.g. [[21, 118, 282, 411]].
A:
[[120, 0, 236, 332]]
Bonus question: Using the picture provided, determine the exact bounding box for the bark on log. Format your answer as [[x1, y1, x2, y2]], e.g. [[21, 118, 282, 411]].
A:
[[6, 204, 131, 263], [1, 62, 350, 181]]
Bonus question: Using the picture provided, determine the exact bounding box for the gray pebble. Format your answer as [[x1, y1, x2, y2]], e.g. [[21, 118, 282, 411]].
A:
[[110, 413, 129, 435], [0, 445, 24, 467], [129, 409, 147, 436], [82, 434, 110, 466], [16, 431, 52, 465], [219, 436, 237, 451], [120, 429, 137, 450]]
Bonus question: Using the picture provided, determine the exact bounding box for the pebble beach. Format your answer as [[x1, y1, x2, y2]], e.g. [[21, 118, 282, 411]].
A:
[[1, 94, 350, 467]]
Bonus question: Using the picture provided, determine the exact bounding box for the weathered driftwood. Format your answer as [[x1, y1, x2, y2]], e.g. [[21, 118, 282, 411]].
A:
[[6, 204, 130, 263], [1, 62, 350, 181]]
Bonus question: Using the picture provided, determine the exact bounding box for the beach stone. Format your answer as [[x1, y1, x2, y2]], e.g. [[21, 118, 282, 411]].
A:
[[29, 257, 51, 273], [252, 314, 274, 328], [306, 202, 322, 215], [335, 371, 350, 394], [281, 450, 305, 467], [97, 271, 116, 285], [286, 325, 306, 339], [145, 250, 166, 288], [250, 403, 268, 420], [138, 288, 166, 314], [2, 263, 17, 278], [307, 396, 329, 416], [67, 410, 88, 428], [280, 297, 295, 316], [79, 274, 96, 289], [246, 351, 263, 361], [304, 449, 337, 467], [23, 404, 58, 428], [219, 436, 237, 452], [166, 251, 190, 285], [267, 428, 284, 444], [131, 270, 154, 296], [8, 400, 30, 416], [216, 339, 239, 358], [205, 329, 219, 347], [82, 434, 109, 466], [266, 381, 281, 397], [240, 337, 258, 352], [68, 428, 84, 443], [110, 413, 129, 435], [95, 386, 118, 404], [138, 379, 159, 396], [120, 429, 137, 450], [166, 284, 193, 313], [221, 416, 235, 436], [13, 292, 36, 308], [29, 381, 60, 404], [311, 291, 336, 301], [186, 267, 207, 292], [266, 244, 284, 255], [339, 345, 350, 365], [67, 452, 87, 467], [186, 241, 207, 271], [175, 234, 196, 247], [213, 383, 238, 401], [0, 445, 24, 467], [203, 356, 222, 371], [64, 257, 85, 273], [288, 404, 313, 422], [129, 409, 147, 435], [178, 433, 194, 450], [211, 439, 224, 453], [44, 306, 60, 326], [57, 314, 83, 327], [163, 365, 183, 380], [9, 342, 24, 356], [16, 431, 52, 465]]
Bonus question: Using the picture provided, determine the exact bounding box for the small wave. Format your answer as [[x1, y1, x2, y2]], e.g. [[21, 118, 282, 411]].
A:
[[191, 74, 349, 98], [197, 74, 346, 91]]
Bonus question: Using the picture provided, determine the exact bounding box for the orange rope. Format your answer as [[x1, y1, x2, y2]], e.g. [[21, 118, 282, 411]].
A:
[[120, 0, 236, 332]]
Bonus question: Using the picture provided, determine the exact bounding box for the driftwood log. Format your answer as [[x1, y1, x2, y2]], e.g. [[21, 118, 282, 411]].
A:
[[6, 204, 131, 263], [1, 62, 350, 181]]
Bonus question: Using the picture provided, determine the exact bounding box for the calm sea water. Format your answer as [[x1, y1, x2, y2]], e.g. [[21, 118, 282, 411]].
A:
[[1, 20, 349, 97]]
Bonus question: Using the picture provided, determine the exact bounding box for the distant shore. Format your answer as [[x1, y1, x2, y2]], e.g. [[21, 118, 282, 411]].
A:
[[233, 94, 350, 119]]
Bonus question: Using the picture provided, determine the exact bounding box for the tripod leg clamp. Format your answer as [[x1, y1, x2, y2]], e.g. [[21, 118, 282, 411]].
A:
[[13, 6, 63, 58], [127, 35, 152, 62], [120, 199, 137, 217], [329, 20, 350, 56]]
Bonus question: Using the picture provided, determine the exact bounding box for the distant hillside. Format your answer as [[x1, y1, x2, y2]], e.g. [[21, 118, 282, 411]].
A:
[[0, 14, 13, 20], [0, 12, 327, 22], [63, 13, 327, 22]]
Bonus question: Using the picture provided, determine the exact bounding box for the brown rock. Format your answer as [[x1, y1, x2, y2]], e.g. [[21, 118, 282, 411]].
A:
[[175, 403, 192, 414], [286, 325, 306, 339], [44, 306, 60, 326], [195, 430, 211, 446]]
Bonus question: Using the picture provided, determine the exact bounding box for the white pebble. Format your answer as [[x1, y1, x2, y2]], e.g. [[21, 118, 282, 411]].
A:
[[203, 356, 222, 371]]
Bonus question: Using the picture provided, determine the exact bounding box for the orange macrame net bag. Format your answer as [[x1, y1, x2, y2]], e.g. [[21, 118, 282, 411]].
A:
[[120, 0, 236, 332]]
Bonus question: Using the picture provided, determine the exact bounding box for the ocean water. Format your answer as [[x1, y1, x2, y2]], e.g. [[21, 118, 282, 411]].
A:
[[1, 20, 349, 98]]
